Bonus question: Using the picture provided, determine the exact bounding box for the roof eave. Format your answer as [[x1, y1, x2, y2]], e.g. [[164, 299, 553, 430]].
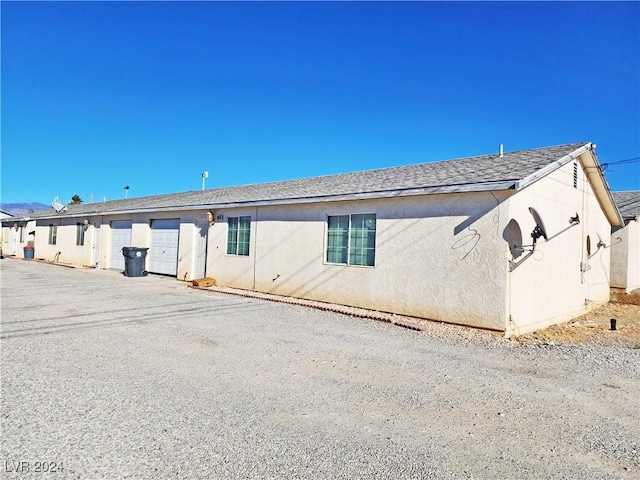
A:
[[583, 147, 624, 227], [6, 181, 518, 221], [514, 142, 623, 227], [515, 143, 592, 191]]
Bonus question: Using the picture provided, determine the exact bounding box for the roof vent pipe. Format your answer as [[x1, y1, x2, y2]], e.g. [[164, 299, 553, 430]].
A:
[[499, 144, 504, 158]]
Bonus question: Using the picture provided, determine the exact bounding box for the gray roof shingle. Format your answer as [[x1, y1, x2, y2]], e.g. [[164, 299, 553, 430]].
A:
[[13, 142, 589, 220], [612, 191, 640, 219]]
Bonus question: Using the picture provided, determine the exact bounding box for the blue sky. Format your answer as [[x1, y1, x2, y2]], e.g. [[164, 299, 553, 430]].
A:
[[1, 1, 638, 205]]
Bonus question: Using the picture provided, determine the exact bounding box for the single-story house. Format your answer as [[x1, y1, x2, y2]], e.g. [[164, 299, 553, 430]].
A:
[[2, 142, 623, 336], [0, 210, 15, 256], [610, 191, 640, 293]]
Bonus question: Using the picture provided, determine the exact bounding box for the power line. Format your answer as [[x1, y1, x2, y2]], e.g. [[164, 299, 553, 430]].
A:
[[603, 156, 640, 165], [599, 156, 640, 172]]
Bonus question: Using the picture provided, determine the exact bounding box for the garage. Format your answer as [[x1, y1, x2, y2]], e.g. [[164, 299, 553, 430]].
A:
[[148, 219, 180, 276], [109, 221, 132, 271]]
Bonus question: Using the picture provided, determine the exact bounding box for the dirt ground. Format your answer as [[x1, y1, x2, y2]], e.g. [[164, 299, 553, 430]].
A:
[[514, 288, 640, 349]]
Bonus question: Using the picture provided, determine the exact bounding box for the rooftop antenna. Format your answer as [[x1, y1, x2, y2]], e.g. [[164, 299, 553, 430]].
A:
[[202, 171, 209, 191], [123, 185, 130, 199], [51, 196, 68, 213]]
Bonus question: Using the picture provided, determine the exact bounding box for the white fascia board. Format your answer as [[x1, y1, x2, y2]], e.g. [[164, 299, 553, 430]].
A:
[[82, 181, 518, 215], [514, 143, 591, 191], [583, 147, 624, 227], [21, 181, 518, 220], [513, 142, 623, 227]]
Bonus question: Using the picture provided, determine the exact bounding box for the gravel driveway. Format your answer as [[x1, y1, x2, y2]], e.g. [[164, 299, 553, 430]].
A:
[[1, 259, 638, 479]]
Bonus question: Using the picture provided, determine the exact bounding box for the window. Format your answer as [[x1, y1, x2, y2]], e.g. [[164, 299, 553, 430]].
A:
[[48, 225, 57, 245], [76, 223, 85, 246], [326, 214, 376, 266], [327, 216, 349, 264], [19, 226, 24, 243], [226, 216, 251, 256]]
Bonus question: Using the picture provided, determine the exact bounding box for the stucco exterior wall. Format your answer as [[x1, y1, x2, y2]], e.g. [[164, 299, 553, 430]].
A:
[[506, 158, 612, 335], [207, 192, 511, 331], [611, 219, 640, 292], [2, 221, 35, 258], [87, 211, 206, 279], [30, 218, 94, 265]]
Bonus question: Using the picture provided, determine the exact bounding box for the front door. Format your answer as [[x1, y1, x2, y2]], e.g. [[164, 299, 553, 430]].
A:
[[192, 219, 209, 280]]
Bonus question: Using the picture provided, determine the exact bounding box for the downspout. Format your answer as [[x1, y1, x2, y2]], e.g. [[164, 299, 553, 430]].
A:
[[506, 261, 514, 337], [580, 164, 587, 286], [252, 206, 258, 291], [505, 200, 515, 337]]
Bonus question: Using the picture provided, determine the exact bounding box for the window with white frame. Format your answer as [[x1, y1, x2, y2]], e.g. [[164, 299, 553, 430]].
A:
[[76, 223, 85, 246], [48, 225, 57, 245], [226, 216, 251, 256], [326, 213, 376, 266]]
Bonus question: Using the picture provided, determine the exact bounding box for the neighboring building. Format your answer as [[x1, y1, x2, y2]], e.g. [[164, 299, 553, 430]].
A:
[[0, 210, 14, 256], [1, 142, 623, 336], [610, 191, 640, 293]]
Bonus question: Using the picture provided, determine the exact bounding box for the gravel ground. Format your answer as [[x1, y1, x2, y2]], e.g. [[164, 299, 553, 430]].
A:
[[514, 290, 640, 349], [1, 258, 638, 479]]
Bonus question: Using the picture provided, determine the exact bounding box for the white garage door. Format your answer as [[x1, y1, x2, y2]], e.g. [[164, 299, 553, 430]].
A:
[[110, 221, 132, 271], [149, 219, 180, 276]]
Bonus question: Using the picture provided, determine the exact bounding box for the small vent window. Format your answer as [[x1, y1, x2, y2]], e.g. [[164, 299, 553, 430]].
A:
[[573, 162, 578, 188], [76, 223, 85, 246], [48, 225, 57, 245]]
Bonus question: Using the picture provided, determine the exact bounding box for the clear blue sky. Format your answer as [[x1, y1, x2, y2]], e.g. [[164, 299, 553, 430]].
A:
[[1, 1, 638, 205]]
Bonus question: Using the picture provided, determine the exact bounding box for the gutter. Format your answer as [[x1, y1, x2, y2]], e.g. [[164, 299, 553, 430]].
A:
[[7, 180, 518, 221]]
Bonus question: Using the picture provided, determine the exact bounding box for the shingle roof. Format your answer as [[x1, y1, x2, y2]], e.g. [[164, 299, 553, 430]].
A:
[[612, 191, 640, 219], [13, 142, 589, 220]]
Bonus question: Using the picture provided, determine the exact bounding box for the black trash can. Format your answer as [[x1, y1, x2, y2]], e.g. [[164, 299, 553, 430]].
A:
[[122, 247, 149, 277]]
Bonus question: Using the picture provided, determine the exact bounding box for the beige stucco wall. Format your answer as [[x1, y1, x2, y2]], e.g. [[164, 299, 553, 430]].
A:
[[5, 158, 617, 336], [610, 219, 640, 292], [506, 157, 612, 335], [31, 218, 94, 265], [2, 221, 36, 258], [92, 211, 206, 280], [10, 211, 206, 279], [207, 192, 512, 331]]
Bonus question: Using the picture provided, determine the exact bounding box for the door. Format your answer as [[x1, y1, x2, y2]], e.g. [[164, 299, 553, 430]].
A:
[[91, 222, 101, 267], [192, 219, 209, 280], [109, 221, 132, 271], [149, 219, 180, 276]]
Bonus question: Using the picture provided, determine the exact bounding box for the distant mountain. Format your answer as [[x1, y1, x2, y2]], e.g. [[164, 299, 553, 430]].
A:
[[0, 202, 51, 216]]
